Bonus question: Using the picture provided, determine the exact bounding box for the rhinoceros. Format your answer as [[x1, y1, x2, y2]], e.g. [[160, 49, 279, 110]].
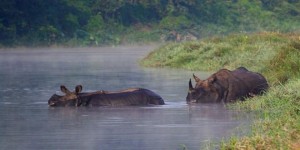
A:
[[186, 67, 268, 103], [48, 85, 165, 107]]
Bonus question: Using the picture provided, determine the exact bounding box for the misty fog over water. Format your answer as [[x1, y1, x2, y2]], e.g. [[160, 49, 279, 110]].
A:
[[0, 46, 251, 150]]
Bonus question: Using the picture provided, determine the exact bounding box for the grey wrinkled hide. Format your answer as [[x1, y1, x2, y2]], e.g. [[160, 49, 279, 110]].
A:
[[48, 86, 165, 107], [186, 67, 269, 103]]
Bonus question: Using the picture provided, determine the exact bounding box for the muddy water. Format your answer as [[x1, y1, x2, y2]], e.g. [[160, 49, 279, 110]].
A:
[[0, 46, 251, 150]]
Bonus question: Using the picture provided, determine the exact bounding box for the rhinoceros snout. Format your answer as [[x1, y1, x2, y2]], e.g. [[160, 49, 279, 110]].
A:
[[48, 102, 56, 106]]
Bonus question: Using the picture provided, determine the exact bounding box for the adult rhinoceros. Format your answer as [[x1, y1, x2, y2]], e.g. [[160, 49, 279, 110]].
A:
[[186, 67, 268, 103], [48, 85, 165, 107]]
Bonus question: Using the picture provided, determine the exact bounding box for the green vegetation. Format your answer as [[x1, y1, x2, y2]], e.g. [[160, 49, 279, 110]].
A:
[[221, 78, 300, 150], [1, 0, 300, 47], [141, 32, 300, 85], [141, 32, 300, 149]]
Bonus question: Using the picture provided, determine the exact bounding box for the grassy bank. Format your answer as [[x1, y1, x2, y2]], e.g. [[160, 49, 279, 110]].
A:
[[141, 32, 300, 149], [221, 79, 300, 150], [141, 32, 300, 85]]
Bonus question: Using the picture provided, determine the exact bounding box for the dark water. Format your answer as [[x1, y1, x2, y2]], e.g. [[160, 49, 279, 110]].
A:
[[0, 46, 251, 150]]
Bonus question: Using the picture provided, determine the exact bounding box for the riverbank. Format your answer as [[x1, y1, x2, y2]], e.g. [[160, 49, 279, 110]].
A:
[[140, 32, 300, 149]]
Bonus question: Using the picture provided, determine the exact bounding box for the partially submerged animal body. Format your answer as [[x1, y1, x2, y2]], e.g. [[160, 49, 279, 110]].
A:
[[48, 85, 165, 107], [187, 67, 269, 103]]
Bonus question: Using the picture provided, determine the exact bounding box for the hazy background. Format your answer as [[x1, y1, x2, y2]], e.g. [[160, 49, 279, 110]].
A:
[[1, 0, 299, 47]]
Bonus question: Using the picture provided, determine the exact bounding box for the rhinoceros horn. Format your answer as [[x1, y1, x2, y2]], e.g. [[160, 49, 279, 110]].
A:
[[189, 79, 194, 90]]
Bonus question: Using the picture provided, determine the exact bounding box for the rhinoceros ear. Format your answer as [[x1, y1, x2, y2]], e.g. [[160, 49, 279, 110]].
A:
[[189, 79, 194, 90], [75, 85, 82, 94], [193, 74, 201, 82], [61, 85, 71, 94]]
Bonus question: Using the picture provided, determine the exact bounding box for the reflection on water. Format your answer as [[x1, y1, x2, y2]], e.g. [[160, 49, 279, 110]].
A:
[[0, 46, 251, 150]]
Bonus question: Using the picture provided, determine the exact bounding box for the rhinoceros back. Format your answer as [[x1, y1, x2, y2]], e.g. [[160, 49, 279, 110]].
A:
[[141, 88, 165, 105], [232, 67, 269, 95], [84, 88, 165, 106]]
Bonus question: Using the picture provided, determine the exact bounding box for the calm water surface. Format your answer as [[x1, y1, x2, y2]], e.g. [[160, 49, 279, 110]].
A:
[[0, 46, 251, 150]]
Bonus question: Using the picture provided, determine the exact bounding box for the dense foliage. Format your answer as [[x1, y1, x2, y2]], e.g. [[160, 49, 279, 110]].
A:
[[1, 0, 300, 47], [141, 32, 300, 84]]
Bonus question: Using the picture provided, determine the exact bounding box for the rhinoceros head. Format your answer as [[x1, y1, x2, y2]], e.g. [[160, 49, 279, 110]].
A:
[[186, 74, 220, 103], [48, 85, 82, 107]]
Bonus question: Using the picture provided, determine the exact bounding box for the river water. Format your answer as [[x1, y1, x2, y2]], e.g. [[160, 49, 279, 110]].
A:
[[0, 46, 251, 150]]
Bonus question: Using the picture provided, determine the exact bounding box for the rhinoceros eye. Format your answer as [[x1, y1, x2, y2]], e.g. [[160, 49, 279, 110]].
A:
[[196, 88, 205, 94], [190, 92, 197, 97]]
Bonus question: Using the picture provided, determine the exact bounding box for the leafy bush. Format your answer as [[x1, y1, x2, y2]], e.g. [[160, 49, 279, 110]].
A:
[[159, 15, 192, 31]]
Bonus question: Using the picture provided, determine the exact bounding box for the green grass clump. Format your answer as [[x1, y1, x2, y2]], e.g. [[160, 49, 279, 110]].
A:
[[222, 78, 300, 150], [141, 32, 300, 149], [264, 40, 300, 85], [141, 32, 300, 84]]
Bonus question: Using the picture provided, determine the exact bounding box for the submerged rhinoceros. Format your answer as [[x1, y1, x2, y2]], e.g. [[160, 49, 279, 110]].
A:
[[186, 67, 268, 103], [48, 85, 165, 107]]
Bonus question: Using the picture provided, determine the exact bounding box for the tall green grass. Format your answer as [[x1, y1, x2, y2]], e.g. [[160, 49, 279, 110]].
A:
[[141, 32, 300, 85], [141, 32, 300, 149], [221, 79, 300, 150]]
